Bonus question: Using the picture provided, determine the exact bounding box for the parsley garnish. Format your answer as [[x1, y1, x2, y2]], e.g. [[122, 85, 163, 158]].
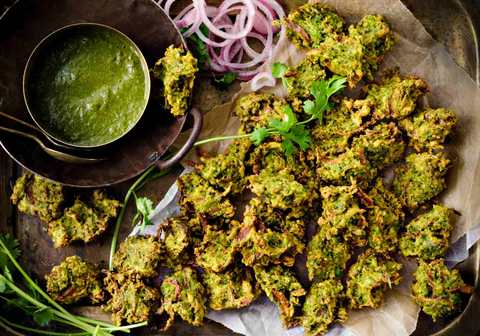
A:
[[194, 76, 347, 155]]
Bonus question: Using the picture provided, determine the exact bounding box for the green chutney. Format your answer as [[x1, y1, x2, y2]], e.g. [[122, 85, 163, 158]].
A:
[[27, 25, 149, 147]]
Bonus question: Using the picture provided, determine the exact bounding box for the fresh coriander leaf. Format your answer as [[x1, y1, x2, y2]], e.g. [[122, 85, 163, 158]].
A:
[[212, 72, 237, 90], [4, 265, 13, 281], [33, 308, 54, 327], [326, 75, 348, 97], [183, 24, 210, 69], [0, 234, 20, 271], [303, 100, 315, 115], [287, 124, 311, 150], [269, 105, 297, 132], [250, 127, 270, 145], [134, 195, 155, 231], [272, 62, 288, 78], [281, 138, 296, 156], [0, 276, 6, 293]]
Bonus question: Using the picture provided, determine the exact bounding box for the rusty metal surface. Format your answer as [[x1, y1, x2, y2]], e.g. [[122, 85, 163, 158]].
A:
[[0, 0, 479, 335]]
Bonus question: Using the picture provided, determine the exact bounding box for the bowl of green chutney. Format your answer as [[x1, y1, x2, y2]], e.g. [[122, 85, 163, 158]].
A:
[[23, 23, 151, 148]]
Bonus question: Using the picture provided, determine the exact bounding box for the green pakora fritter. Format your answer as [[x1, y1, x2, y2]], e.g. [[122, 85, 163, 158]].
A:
[[153, 45, 198, 117], [112, 235, 161, 278], [393, 152, 450, 210], [45, 256, 103, 305], [314, 36, 365, 87], [203, 267, 259, 310], [306, 234, 350, 281], [310, 98, 373, 157], [412, 259, 473, 321], [302, 280, 348, 336], [162, 216, 191, 261], [11, 173, 63, 223], [400, 205, 453, 260], [239, 199, 305, 267], [195, 222, 240, 272], [281, 3, 344, 49], [103, 272, 160, 326], [248, 168, 308, 212], [346, 250, 402, 309], [348, 15, 394, 76], [317, 184, 368, 246], [235, 92, 286, 133], [159, 267, 206, 331], [316, 147, 378, 187], [178, 172, 235, 219], [351, 122, 405, 169], [362, 179, 404, 253], [284, 51, 327, 98], [365, 70, 428, 120], [399, 107, 457, 152], [47, 191, 120, 248], [198, 139, 251, 194], [253, 264, 306, 328]]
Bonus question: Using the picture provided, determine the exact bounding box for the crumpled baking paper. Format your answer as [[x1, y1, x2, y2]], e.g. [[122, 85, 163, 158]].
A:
[[132, 0, 480, 335]]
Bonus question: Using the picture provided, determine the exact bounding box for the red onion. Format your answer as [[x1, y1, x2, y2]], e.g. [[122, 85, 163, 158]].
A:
[[160, 0, 286, 81]]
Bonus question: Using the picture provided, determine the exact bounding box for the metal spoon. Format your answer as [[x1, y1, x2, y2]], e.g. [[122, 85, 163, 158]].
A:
[[0, 112, 104, 164], [0, 126, 103, 164]]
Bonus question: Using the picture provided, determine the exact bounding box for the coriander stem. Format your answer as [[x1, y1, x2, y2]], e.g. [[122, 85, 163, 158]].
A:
[[109, 165, 157, 270], [297, 116, 316, 125], [0, 316, 88, 336], [194, 133, 250, 146], [0, 317, 25, 336]]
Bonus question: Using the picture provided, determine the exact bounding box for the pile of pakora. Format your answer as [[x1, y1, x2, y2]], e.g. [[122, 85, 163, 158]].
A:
[[11, 173, 120, 248], [15, 3, 473, 334]]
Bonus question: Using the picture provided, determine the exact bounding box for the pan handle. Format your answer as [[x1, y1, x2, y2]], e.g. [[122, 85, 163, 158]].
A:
[[155, 108, 203, 170]]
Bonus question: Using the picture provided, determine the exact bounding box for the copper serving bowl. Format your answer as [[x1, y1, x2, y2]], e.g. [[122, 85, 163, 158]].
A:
[[0, 0, 202, 187]]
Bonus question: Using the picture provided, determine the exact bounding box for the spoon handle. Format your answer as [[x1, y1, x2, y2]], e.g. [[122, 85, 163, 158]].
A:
[[0, 111, 40, 132], [0, 125, 45, 147]]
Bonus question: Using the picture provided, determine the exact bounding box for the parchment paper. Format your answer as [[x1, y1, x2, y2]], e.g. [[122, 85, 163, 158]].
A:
[[134, 0, 480, 335]]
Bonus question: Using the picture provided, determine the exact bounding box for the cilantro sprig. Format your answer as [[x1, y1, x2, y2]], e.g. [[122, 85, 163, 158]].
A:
[[194, 75, 347, 155], [272, 62, 289, 88], [0, 234, 147, 336], [133, 194, 155, 232]]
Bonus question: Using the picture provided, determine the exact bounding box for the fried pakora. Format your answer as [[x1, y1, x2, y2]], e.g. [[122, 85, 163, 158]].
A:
[[284, 51, 327, 98], [198, 139, 251, 194], [11, 173, 63, 223], [195, 222, 239, 272], [45, 256, 103, 305], [281, 3, 344, 49], [306, 234, 350, 281], [412, 259, 473, 321], [310, 98, 373, 157], [112, 235, 162, 277], [348, 15, 394, 76], [400, 205, 453, 260], [302, 280, 348, 336], [153, 45, 198, 116], [47, 191, 120, 248], [393, 152, 450, 209], [235, 92, 286, 133], [317, 184, 368, 246], [254, 265, 306, 328], [316, 148, 378, 187], [203, 267, 259, 310], [103, 272, 160, 326], [399, 107, 457, 151], [162, 216, 191, 261], [158, 267, 206, 330], [346, 251, 402, 309], [178, 172, 235, 219], [351, 122, 405, 169], [361, 179, 404, 253], [365, 70, 428, 120]]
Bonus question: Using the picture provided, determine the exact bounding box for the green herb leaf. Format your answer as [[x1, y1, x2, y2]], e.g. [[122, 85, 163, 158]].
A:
[[304, 76, 347, 124], [134, 195, 155, 231], [0, 276, 6, 293], [33, 308, 54, 327], [183, 24, 210, 69], [281, 138, 296, 156], [269, 106, 297, 132], [212, 72, 237, 89], [272, 62, 289, 89], [250, 127, 270, 145], [0, 234, 20, 271]]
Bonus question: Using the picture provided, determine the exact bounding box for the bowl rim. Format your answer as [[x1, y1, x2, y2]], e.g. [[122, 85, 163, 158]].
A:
[[22, 22, 152, 149]]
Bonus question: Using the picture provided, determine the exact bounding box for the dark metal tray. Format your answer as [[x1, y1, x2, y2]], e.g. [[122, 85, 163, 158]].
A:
[[0, 0, 479, 335]]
